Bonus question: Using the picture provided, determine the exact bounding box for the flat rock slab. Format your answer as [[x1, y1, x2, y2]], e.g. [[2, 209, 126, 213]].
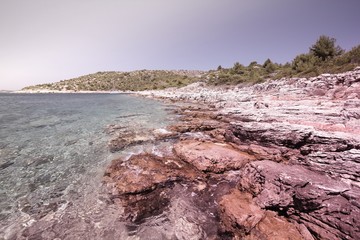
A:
[[174, 140, 255, 173]]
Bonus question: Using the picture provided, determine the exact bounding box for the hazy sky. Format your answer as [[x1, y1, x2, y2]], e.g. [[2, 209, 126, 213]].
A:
[[1, 0, 359, 90]]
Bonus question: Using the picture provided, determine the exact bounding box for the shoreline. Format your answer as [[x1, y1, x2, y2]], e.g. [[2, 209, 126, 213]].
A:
[[103, 69, 360, 239], [9, 68, 359, 238]]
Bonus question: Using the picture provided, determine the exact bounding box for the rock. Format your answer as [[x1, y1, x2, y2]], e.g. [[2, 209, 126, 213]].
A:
[[239, 160, 360, 239], [108, 129, 152, 152], [168, 122, 195, 133], [229, 121, 315, 149], [105, 124, 159, 152], [224, 131, 299, 162], [168, 118, 222, 133], [229, 121, 359, 150], [105, 153, 198, 194], [104, 124, 125, 134], [254, 101, 269, 109], [153, 128, 177, 140], [168, 197, 208, 240], [64, 139, 77, 146], [103, 153, 201, 222], [103, 153, 238, 238], [174, 140, 255, 173], [31, 155, 54, 166], [219, 189, 307, 239], [108, 138, 128, 152], [246, 211, 312, 240], [207, 128, 227, 141], [300, 148, 360, 186], [0, 161, 14, 170], [229, 120, 360, 187], [219, 190, 264, 235]]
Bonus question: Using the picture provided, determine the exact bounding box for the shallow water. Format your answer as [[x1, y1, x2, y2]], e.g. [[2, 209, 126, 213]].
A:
[[0, 93, 174, 239]]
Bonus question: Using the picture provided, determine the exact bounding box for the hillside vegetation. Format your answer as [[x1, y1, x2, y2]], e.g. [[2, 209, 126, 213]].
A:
[[23, 70, 204, 92], [207, 36, 360, 85], [23, 36, 359, 91]]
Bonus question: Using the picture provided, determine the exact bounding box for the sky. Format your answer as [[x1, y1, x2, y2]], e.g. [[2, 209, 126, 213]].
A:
[[0, 0, 359, 90]]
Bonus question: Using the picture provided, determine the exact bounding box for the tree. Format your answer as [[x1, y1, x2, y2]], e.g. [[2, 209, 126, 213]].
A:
[[310, 35, 344, 61]]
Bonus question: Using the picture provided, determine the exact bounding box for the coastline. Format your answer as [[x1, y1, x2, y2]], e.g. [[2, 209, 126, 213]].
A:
[[8, 68, 359, 239], [103, 68, 360, 239]]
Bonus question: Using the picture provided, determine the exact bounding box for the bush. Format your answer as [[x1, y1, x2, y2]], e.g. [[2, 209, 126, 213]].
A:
[[339, 45, 360, 64], [231, 62, 245, 74], [292, 53, 320, 73], [263, 58, 276, 73]]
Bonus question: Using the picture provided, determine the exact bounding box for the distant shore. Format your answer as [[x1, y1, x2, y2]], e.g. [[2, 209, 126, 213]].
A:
[[0, 90, 16, 93], [13, 89, 134, 94]]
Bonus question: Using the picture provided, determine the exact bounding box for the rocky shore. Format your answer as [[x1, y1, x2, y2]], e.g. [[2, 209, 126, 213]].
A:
[[104, 68, 360, 239]]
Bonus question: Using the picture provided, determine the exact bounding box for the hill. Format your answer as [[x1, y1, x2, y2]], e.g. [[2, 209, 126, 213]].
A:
[[22, 70, 205, 92]]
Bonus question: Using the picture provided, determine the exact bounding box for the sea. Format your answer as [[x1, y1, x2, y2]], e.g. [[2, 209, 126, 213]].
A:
[[0, 93, 175, 239]]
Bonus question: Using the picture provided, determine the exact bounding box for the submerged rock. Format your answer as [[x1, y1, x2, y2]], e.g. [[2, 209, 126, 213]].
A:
[[103, 153, 201, 222], [107, 128, 153, 152], [0, 161, 14, 170]]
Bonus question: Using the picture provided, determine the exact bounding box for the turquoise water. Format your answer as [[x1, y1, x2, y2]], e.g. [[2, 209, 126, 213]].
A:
[[0, 93, 173, 239]]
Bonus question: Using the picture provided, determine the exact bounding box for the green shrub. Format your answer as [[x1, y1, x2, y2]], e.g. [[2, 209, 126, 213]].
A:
[[263, 58, 276, 73], [292, 53, 320, 73], [231, 62, 245, 74]]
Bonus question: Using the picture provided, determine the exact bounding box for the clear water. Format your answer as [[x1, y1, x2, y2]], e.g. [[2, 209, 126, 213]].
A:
[[0, 93, 173, 239]]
